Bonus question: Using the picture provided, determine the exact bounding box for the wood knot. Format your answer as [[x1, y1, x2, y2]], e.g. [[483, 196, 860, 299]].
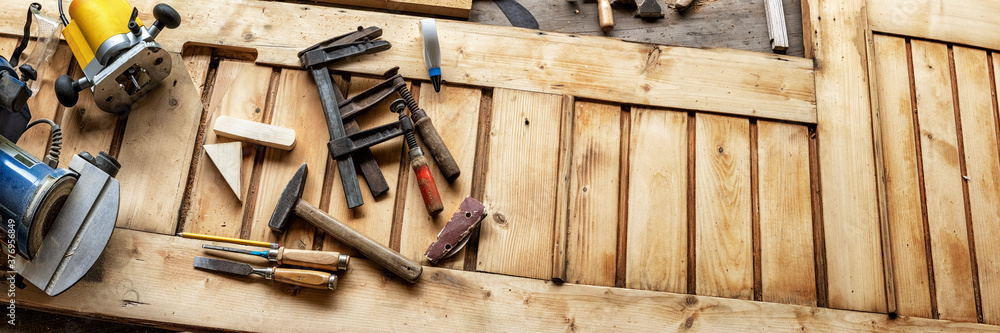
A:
[[717, 146, 724, 154], [169, 99, 179, 107], [493, 213, 507, 225], [685, 295, 698, 306]]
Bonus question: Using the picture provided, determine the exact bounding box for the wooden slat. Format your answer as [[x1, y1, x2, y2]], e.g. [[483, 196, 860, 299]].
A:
[[115, 53, 203, 234], [477, 88, 563, 279], [320, 77, 404, 255], [399, 84, 481, 269], [954, 45, 1000, 325], [249, 69, 328, 246], [868, 0, 1000, 52], [181, 46, 213, 96], [911, 40, 977, 322], [757, 121, 815, 306], [695, 113, 752, 300], [16, 44, 73, 158], [625, 107, 687, 293], [985, 52, 1000, 326], [551, 96, 575, 282], [564, 101, 621, 287], [871, 34, 933, 318], [805, 0, 887, 313], [13, 228, 1000, 332], [0, 0, 815, 124], [182, 61, 272, 238]]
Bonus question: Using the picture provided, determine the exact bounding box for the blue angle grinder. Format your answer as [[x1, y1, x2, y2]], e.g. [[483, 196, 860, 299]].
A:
[[1, 3, 121, 297]]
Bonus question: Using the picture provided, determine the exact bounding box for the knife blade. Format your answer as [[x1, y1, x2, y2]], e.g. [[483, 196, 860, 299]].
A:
[[494, 0, 539, 30], [193, 256, 255, 276]]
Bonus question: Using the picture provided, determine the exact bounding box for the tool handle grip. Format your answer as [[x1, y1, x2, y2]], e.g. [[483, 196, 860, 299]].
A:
[[411, 154, 444, 216], [413, 114, 460, 183], [273, 268, 338, 290], [294, 200, 423, 283], [598, 0, 614, 32], [277, 248, 350, 271]]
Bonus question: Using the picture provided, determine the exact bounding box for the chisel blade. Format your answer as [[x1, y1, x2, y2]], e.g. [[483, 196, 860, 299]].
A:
[[193, 256, 255, 276]]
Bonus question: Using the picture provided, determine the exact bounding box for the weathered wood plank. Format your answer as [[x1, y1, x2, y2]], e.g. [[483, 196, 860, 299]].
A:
[[0, 0, 816, 123], [182, 61, 272, 238], [757, 121, 815, 306], [399, 84, 481, 269], [249, 69, 328, 247], [871, 34, 933, 318], [565, 101, 621, 287], [12, 228, 1000, 332], [805, 0, 887, 313], [470, 0, 805, 57], [868, 0, 1000, 52], [954, 45, 1000, 325], [695, 113, 752, 300], [625, 107, 688, 294], [181, 46, 213, 96], [911, 39, 977, 322], [320, 77, 405, 255], [477, 88, 562, 279], [115, 53, 203, 234]]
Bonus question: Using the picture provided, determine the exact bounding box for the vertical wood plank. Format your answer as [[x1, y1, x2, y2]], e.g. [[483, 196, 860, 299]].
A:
[[805, 0, 887, 313], [115, 53, 203, 234], [564, 101, 621, 287], [695, 113, 752, 300], [551, 95, 575, 282], [17, 44, 73, 158], [399, 85, 481, 268], [911, 40, 977, 322], [955, 46, 999, 325], [872, 34, 933, 318], [182, 46, 213, 96], [757, 121, 815, 306], [249, 69, 328, 247], [321, 77, 405, 254], [182, 61, 272, 238], [625, 107, 688, 293], [477, 88, 563, 279]]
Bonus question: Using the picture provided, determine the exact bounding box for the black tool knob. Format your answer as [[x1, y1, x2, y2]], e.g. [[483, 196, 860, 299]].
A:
[[95, 151, 121, 178], [54, 75, 81, 107], [18, 64, 36, 82], [152, 4, 181, 30]]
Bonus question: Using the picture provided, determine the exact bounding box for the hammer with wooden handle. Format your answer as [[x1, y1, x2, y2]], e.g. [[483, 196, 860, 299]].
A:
[[267, 163, 423, 283]]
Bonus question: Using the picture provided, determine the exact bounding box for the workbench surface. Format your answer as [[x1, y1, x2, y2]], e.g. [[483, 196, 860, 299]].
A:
[[2, 0, 999, 331]]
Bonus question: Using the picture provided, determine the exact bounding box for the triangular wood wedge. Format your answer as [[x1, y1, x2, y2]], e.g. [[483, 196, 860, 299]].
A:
[[203, 142, 243, 201]]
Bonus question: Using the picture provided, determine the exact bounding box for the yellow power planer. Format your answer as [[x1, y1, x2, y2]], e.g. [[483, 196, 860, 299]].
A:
[[54, 0, 180, 115]]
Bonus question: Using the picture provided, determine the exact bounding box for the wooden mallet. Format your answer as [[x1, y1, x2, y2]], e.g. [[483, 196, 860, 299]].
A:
[[267, 163, 422, 283]]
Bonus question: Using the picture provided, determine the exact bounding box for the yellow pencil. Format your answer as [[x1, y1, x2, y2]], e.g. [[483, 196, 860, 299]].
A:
[[176, 232, 279, 249]]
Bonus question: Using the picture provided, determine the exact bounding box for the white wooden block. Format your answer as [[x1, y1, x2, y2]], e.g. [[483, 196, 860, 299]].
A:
[[213, 115, 297, 150], [203, 142, 243, 201], [764, 0, 789, 53]]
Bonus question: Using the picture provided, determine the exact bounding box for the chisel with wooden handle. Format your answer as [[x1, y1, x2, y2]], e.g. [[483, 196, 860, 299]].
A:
[[202, 244, 350, 271], [193, 256, 338, 290]]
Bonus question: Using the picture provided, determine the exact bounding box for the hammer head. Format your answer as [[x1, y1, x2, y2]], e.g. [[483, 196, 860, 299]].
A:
[[268, 163, 308, 233]]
